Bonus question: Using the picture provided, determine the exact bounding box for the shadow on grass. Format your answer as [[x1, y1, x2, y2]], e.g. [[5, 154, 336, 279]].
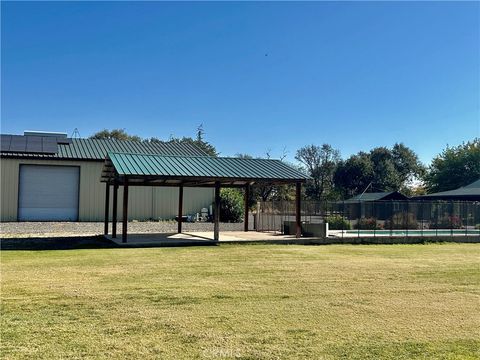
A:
[[0, 235, 119, 251], [3, 234, 478, 251], [1, 234, 219, 250]]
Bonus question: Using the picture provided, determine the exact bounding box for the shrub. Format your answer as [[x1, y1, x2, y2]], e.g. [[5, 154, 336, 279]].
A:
[[326, 215, 351, 230], [354, 217, 382, 230], [219, 188, 244, 223], [430, 215, 463, 229], [385, 212, 418, 229]]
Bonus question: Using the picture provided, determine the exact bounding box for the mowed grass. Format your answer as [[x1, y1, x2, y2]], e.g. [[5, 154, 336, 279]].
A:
[[1, 244, 479, 359]]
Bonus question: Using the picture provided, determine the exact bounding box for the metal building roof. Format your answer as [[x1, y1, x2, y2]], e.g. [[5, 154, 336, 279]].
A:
[[345, 191, 409, 202], [102, 152, 309, 186], [464, 179, 480, 189], [0, 136, 207, 160], [415, 179, 480, 201]]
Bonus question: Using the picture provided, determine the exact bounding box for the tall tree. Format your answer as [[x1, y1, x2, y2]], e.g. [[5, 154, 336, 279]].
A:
[[295, 144, 341, 200], [334, 152, 373, 197], [369, 147, 401, 190], [90, 129, 142, 142], [391, 143, 426, 185], [334, 143, 424, 197], [424, 138, 480, 192]]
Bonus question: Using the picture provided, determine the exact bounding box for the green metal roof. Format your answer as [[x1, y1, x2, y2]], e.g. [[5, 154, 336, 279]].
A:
[[346, 191, 409, 202], [417, 179, 480, 200], [0, 137, 206, 160], [464, 179, 480, 189], [102, 152, 309, 184]]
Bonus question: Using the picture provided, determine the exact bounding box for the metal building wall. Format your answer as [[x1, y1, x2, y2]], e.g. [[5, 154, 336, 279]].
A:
[[0, 158, 214, 221]]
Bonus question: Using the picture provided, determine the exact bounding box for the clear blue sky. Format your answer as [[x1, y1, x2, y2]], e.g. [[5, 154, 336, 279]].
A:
[[2, 1, 479, 164]]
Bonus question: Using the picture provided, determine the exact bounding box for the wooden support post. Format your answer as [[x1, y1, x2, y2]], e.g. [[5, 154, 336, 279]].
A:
[[122, 180, 129, 243], [214, 181, 221, 241], [104, 183, 110, 235], [112, 183, 118, 238], [178, 185, 184, 233], [244, 184, 250, 232], [295, 182, 302, 238], [256, 201, 260, 231]]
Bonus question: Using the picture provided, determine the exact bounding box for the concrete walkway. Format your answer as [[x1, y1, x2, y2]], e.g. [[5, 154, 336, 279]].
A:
[[106, 231, 308, 246]]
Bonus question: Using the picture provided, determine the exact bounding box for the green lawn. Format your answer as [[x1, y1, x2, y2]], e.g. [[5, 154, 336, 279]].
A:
[[1, 244, 479, 359]]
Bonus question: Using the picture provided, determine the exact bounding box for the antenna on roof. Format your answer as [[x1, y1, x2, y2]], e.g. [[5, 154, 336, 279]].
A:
[[71, 128, 81, 138], [358, 182, 373, 199]]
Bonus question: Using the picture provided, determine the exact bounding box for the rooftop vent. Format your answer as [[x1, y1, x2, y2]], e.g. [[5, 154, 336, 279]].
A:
[[24, 130, 67, 138]]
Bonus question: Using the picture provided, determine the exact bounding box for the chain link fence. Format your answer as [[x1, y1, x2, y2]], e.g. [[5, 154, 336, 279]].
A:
[[255, 200, 480, 237]]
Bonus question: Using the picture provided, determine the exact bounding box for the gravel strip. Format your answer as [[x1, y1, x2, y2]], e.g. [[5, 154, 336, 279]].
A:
[[0, 221, 246, 237]]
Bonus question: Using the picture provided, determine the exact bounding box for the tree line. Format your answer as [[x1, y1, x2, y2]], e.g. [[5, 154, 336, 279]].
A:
[[90, 125, 217, 157], [90, 127, 480, 202]]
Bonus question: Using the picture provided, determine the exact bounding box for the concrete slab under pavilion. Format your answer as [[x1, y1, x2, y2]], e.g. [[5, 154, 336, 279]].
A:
[[105, 231, 313, 247]]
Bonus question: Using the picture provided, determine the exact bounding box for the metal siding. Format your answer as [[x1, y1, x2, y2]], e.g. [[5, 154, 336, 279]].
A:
[[0, 158, 214, 222], [0, 159, 19, 221]]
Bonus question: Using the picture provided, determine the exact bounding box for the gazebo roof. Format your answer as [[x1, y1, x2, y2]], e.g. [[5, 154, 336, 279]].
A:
[[101, 152, 309, 187]]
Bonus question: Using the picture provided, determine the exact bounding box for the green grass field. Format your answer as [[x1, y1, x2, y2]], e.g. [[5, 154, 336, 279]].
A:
[[1, 244, 479, 359]]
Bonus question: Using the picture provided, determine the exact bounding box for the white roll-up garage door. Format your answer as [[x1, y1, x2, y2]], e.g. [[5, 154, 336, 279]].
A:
[[18, 165, 80, 221]]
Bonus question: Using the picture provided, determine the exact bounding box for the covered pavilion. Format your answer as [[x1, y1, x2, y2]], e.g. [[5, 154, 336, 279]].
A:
[[101, 152, 309, 242]]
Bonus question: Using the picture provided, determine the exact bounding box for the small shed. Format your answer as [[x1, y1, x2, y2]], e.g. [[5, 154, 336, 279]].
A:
[[345, 191, 409, 202], [343, 191, 409, 220], [101, 152, 310, 242]]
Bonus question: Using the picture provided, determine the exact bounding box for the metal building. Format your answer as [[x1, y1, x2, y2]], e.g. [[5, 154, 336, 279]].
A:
[[0, 132, 214, 222]]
